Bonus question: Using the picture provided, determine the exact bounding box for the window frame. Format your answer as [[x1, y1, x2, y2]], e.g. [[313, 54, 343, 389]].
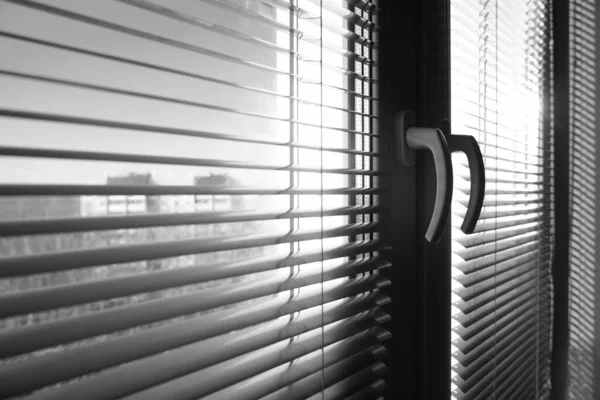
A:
[[377, 0, 452, 397]]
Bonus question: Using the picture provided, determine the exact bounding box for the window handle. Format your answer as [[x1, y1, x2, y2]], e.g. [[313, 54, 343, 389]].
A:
[[439, 120, 486, 234], [446, 135, 485, 234], [396, 111, 453, 243]]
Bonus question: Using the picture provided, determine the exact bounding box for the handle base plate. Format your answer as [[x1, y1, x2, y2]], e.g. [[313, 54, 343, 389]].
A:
[[395, 110, 417, 167]]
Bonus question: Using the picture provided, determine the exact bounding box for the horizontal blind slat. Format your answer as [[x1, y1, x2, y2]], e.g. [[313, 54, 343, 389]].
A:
[[3, 0, 377, 91], [0, 205, 386, 237], [453, 270, 551, 328], [306, 362, 389, 400], [0, 144, 384, 176], [0, 183, 384, 196], [1, 291, 389, 399], [454, 205, 543, 220], [201, 0, 379, 55], [344, 379, 388, 400], [0, 31, 378, 110], [475, 347, 547, 400], [119, 0, 380, 60], [455, 272, 540, 315], [457, 197, 543, 208], [454, 297, 542, 364], [206, 345, 388, 400], [22, 326, 388, 400], [459, 349, 544, 400], [455, 332, 540, 393], [454, 318, 537, 367], [473, 214, 548, 233], [259, 346, 388, 400], [118, 325, 388, 400], [455, 186, 544, 196], [196, 0, 377, 48], [453, 288, 538, 341], [454, 231, 540, 261], [0, 241, 387, 318], [0, 67, 378, 131], [0, 107, 380, 152], [0, 268, 390, 359], [0, 299, 387, 397], [455, 259, 540, 301], [0, 222, 380, 277], [454, 242, 545, 274], [454, 221, 542, 248]]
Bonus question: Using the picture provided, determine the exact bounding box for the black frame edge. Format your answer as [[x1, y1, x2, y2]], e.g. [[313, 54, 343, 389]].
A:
[[550, 0, 571, 398], [415, 0, 452, 398]]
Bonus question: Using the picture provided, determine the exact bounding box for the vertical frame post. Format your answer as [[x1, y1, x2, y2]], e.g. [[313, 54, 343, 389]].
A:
[[414, 0, 452, 398], [551, 0, 571, 398]]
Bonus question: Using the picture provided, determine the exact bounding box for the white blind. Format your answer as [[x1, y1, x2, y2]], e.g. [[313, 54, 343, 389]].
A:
[[0, 1, 388, 398], [449, 0, 554, 398]]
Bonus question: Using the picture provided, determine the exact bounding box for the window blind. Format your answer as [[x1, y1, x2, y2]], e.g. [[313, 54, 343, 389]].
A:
[[567, 0, 597, 398], [0, 1, 388, 399], [449, 0, 554, 398]]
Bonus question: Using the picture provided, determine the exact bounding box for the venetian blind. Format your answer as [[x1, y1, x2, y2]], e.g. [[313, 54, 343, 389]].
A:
[[567, 0, 597, 398], [0, 0, 389, 398], [449, 0, 554, 398]]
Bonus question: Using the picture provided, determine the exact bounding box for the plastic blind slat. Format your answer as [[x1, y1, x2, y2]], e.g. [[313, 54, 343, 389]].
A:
[[304, 362, 389, 400], [0, 205, 387, 237], [0, 222, 381, 278], [344, 379, 388, 400], [454, 288, 537, 341], [260, 345, 388, 400], [1, 300, 388, 397], [453, 268, 551, 328], [118, 326, 388, 400], [455, 332, 543, 395], [0, 240, 388, 318], [0, 266, 389, 360], [205, 345, 389, 400], [2, 295, 390, 398]]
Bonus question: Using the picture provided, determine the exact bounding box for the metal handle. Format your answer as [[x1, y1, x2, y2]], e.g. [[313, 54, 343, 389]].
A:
[[396, 111, 453, 243], [446, 135, 485, 234], [406, 127, 453, 243]]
